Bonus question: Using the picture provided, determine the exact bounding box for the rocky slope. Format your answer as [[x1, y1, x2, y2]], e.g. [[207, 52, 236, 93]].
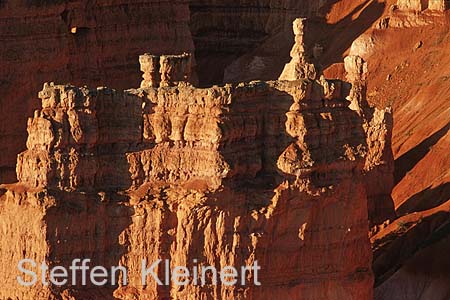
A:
[[323, 1, 450, 299]]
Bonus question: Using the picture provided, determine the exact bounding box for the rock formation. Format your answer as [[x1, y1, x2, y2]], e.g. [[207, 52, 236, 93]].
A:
[[189, 0, 330, 86], [279, 18, 317, 81], [344, 56, 395, 227], [0, 1, 449, 299], [0, 18, 397, 300], [396, 0, 449, 11], [396, 0, 428, 11], [0, 0, 195, 183], [278, 18, 395, 227], [353, 6, 450, 299], [428, 0, 449, 10], [0, 0, 368, 184], [140, 53, 193, 88]]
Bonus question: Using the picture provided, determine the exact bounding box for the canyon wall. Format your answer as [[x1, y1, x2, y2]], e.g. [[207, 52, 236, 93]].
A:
[[0, 21, 392, 297], [1, 1, 448, 299], [0, 0, 337, 187], [0, 0, 194, 183]]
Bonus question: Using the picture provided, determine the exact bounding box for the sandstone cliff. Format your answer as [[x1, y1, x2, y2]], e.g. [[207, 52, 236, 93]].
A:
[[0, 1, 449, 299], [0, 0, 195, 183], [0, 18, 394, 299]]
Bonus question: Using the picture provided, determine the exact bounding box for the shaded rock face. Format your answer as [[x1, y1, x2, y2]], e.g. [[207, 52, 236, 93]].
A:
[[339, 5, 450, 299], [375, 235, 450, 300], [344, 56, 395, 227], [189, 0, 328, 86], [0, 0, 194, 183], [0, 19, 394, 296]]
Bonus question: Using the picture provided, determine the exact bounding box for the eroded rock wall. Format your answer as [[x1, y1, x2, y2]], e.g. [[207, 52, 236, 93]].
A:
[[0, 187, 131, 299], [1, 59, 381, 299], [0, 0, 194, 183], [0, 14, 398, 300]]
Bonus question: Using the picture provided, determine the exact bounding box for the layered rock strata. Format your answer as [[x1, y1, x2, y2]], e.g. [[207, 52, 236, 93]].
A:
[[140, 53, 194, 88], [279, 18, 317, 81], [0, 19, 395, 300], [0, 0, 195, 183], [278, 19, 394, 227], [3, 82, 374, 300], [344, 56, 395, 227]]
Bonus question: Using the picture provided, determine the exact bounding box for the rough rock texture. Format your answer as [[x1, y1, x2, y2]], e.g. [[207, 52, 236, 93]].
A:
[[140, 53, 194, 88], [428, 0, 449, 10], [0, 0, 195, 183], [344, 56, 395, 227], [0, 186, 130, 299], [397, 0, 449, 11], [279, 18, 317, 81], [189, 0, 329, 86], [1, 1, 448, 299], [396, 0, 428, 11], [0, 19, 394, 297], [16, 83, 143, 191], [339, 5, 450, 300]]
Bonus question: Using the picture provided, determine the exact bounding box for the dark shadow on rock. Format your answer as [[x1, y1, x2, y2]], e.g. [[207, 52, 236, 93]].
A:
[[43, 190, 133, 299], [373, 209, 450, 287], [319, 0, 386, 69], [190, 0, 385, 87], [394, 123, 449, 184], [219, 83, 294, 199], [374, 233, 450, 300], [397, 182, 450, 216]]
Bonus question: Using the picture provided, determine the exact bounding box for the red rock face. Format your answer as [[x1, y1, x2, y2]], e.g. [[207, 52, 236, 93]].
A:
[[0, 20, 386, 296], [338, 4, 450, 300], [3, 0, 447, 299], [0, 0, 194, 183]]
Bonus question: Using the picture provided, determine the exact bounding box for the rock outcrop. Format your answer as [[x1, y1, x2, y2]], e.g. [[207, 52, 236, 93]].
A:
[[343, 5, 450, 299], [0, 0, 195, 183], [0, 17, 395, 299], [279, 18, 317, 81], [396, 0, 428, 11], [396, 0, 449, 11], [344, 55, 395, 227], [140, 53, 194, 88]]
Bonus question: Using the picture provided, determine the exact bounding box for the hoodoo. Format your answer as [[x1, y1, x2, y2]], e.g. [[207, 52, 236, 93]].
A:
[[0, 18, 395, 300]]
